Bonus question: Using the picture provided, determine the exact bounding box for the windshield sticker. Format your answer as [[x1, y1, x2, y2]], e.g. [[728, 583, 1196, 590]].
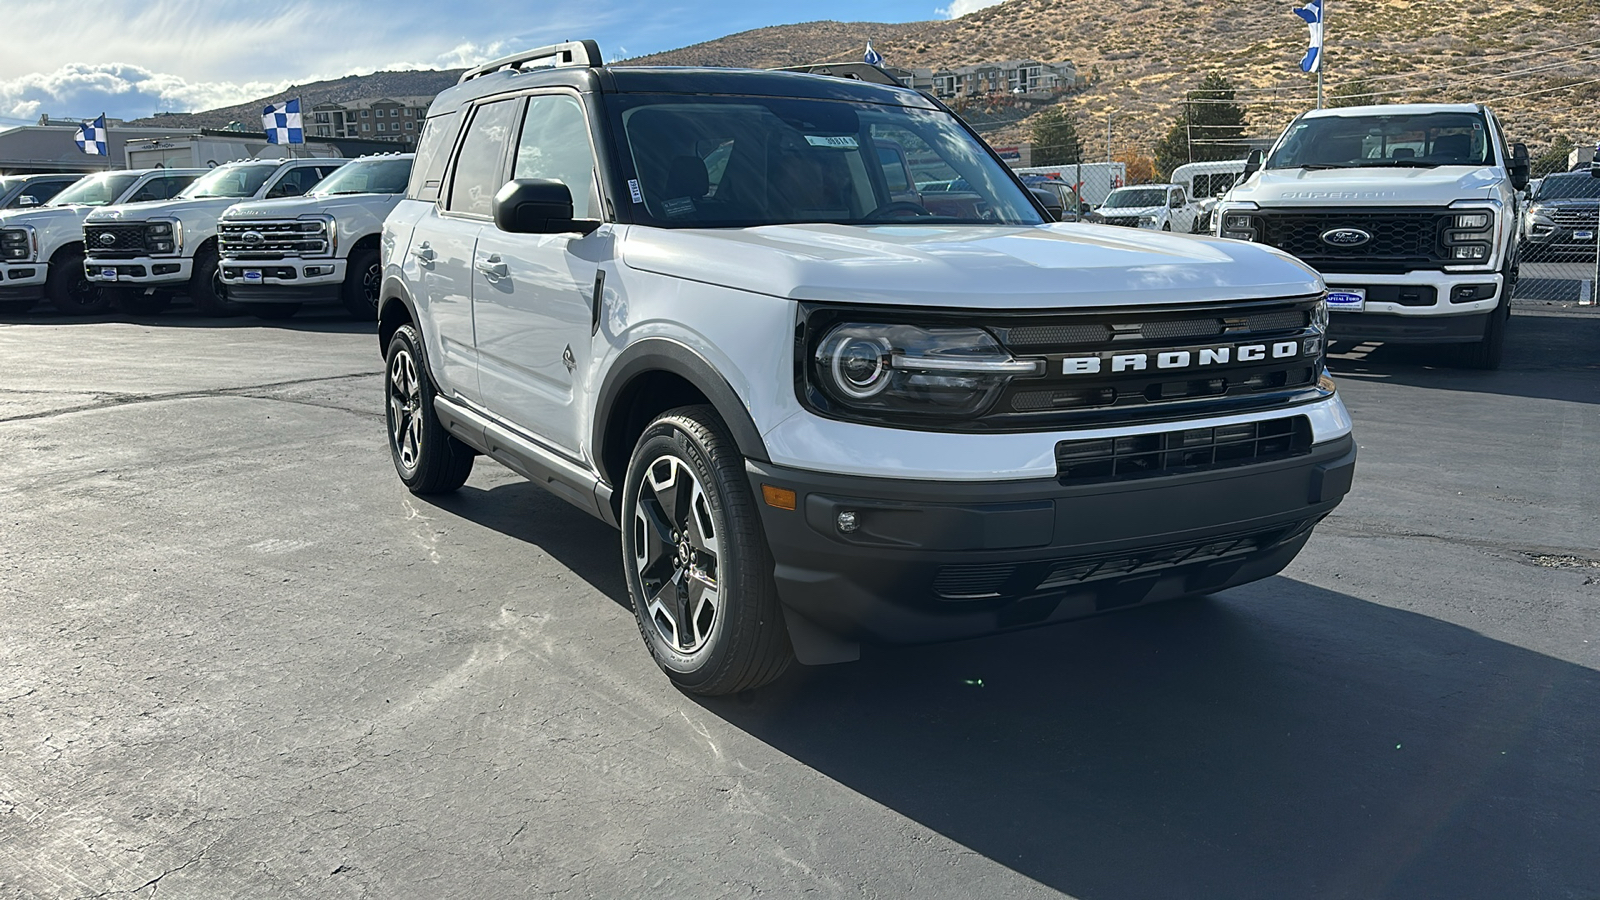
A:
[[628, 179, 644, 204], [805, 135, 859, 149], [662, 197, 696, 218]]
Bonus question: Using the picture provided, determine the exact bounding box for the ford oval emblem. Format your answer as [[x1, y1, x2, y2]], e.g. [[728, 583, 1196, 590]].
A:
[[242, 231, 264, 245], [98, 232, 116, 245], [1321, 227, 1372, 247]]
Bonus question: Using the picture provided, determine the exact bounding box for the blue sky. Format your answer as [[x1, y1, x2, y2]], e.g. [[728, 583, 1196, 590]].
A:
[[0, 0, 1001, 125]]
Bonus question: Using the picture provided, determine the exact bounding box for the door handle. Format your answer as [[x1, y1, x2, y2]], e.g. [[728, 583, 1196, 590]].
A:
[[411, 242, 436, 264], [475, 254, 508, 279]]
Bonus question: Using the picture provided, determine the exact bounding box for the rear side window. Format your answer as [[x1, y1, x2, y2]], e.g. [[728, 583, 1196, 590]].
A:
[[408, 112, 461, 202], [447, 100, 519, 217]]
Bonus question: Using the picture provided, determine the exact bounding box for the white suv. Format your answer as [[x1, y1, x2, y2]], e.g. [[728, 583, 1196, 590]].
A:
[[379, 43, 1356, 694]]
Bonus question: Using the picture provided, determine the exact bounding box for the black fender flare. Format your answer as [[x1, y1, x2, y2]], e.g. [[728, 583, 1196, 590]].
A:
[[592, 338, 770, 485], [377, 276, 418, 350]]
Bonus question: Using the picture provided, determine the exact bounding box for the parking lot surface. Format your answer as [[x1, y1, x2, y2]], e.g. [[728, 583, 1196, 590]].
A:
[[2, 304, 1597, 899]]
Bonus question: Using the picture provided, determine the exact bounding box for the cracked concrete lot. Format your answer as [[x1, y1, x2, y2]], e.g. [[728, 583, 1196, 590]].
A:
[[1, 306, 1597, 899]]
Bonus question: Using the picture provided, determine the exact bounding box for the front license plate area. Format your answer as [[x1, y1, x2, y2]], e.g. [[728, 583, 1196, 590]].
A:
[[1326, 288, 1366, 312], [100, 267, 117, 281], [243, 269, 263, 283]]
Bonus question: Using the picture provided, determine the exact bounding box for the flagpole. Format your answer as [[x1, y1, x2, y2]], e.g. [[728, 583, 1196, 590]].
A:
[[1317, 0, 1326, 109]]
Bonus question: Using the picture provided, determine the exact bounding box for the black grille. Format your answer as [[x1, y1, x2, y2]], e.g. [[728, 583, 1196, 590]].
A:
[[1101, 216, 1141, 228], [218, 221, 330, 259], [1250, 208, 1459, 273], [1551, 208, 1598, 227], [84, 223, 148, 257], [1004, 308, 1308, 348], [1055, 416, 1312, 483], [932, 518, 1313, 601]]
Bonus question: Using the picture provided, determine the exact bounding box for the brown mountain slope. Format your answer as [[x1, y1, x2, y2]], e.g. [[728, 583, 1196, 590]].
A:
[[128, 69, 464, 131], [620, 20, 940, 68]]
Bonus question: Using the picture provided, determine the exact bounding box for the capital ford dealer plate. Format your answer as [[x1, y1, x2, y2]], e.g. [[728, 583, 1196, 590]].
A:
[[100, 268, 117, 281], [1326, 288, 1366, 312], [243, 269, 263, 283]]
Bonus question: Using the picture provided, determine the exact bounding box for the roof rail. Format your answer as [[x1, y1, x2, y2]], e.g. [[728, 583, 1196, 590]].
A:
[[459, 41, 604, 84], [777, 63, 906, 88]]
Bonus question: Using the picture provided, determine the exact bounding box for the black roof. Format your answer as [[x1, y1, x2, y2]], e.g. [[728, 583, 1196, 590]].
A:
[[428, 64, 936, 118]]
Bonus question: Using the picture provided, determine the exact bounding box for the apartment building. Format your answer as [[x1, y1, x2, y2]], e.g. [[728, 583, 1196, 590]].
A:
[[309, 97, 433, 142]]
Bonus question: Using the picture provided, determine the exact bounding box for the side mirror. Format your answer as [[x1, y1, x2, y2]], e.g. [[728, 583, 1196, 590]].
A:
[[493, 179, 600, 235], [17, 195, 37, 207], [1242, 149, 1264, 180], [1508, 142, 1530, 191], [1029, 187, 1064, 221]]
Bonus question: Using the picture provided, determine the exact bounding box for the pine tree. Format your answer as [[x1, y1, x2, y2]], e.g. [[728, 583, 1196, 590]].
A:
[[1153, 73, 1248, 179], [1029, 106, 1083, 167]]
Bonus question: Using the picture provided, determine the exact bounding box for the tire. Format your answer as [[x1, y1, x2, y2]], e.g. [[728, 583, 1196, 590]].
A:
[[1442, 265, 1515, 370], [110, 288, 171, 315], [340, 248, 381, 321], [621, 405, 792, 696], [47, 252, 108, 315], [247, 303, 301, 320], [1160, 222, 1172, 232], [188, 247, 235, 317], [384, 323, 474, 494]]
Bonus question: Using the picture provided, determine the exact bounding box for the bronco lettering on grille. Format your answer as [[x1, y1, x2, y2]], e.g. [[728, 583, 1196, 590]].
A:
[[1061, 341, 1305, 375]]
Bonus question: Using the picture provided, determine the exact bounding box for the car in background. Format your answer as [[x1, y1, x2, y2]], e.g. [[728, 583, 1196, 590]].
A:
[[1521, 171, 1600, 262], [0, 168, 205, 314], [219, 154, 414, 320], [0, 173, 83, 211], [1171, 159, 1249, 233], [1086, 184, 1202, 232], [1019, 175, 1089, 221]]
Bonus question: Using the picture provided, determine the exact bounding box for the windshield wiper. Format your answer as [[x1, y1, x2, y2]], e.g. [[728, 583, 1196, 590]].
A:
[[1353, 160, 1446, 168]]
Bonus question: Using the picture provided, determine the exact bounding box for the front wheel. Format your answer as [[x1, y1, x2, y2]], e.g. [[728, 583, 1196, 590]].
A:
[[340, 248, 381, 321], [384, 324, 474, 493], [188, 248, 235, 317], [47, 253, 107, 315], [622, 406, 792, 696]]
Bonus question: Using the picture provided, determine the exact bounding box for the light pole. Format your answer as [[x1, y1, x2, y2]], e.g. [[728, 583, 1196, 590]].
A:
[[1105, 112, 1113, 163]]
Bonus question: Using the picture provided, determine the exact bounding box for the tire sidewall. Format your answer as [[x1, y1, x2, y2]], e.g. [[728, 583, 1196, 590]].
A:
[[342, 248, 381, 320], [48, 252, 106, 314], [621, 419, 742, 683]]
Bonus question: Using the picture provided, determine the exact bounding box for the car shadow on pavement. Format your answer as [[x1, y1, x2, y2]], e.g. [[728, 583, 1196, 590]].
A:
[[1328, 308, 1600, 405], [695, 579, 1599, 899], [0, 306, 373, 334]]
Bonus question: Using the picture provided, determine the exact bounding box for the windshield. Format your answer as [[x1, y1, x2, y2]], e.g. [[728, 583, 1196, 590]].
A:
[[612, 94, 1041, 227], [1268, 112, 1494, 169], [182, 165, 276, 199], [1103, 188, 1166, 209], [312, 158, 413, 196], [47, 172, 141, 207], [1533, 173, 1600, 201], [0, 176, 27, 195]]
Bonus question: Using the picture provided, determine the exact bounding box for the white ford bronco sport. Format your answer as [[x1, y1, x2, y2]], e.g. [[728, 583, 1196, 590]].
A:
[[83, 157, 345, 316], [0, 168, 204, 315], [218, 154, 414, 320], [379, 42, 1356, 695], [1214, 103, 1528, 368]]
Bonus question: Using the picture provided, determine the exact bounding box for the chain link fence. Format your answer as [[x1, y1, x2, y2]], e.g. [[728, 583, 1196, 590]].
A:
[[1513, 164, 1600, 312]]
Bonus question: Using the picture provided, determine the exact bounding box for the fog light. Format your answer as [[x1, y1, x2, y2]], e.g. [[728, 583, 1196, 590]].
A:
[[836, 511, 859, 533]]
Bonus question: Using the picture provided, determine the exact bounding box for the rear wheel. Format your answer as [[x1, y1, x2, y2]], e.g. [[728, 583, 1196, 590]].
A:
[[622, 405, 792, 696], [247, 303, 301, 320], [384, 323, 474, 494], [188, 247, 234, 317], [340, 248, 381, 321], [47, 253, 107, 315]]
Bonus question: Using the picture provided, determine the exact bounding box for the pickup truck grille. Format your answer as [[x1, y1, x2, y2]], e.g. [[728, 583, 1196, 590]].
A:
[[800, 295, 1330, 433], [218, 220, 330, 260], [83, 223, 150, 258], [1100, 216, 1142, 228], [1246, 207, 1459, 274]]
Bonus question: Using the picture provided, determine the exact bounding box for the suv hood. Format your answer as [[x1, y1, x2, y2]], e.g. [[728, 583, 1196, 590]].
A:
[[223, 194, 400, 220], [85, 196, 245, 222], [1229, 165, 1504, 207], [622, 223, 1321, 308]]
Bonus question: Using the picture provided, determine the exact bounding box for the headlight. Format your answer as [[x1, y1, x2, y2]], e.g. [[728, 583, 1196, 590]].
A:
[[809, 322, 1042, 419], [145, 219, 182, 255], [1311, 295, 1330, 333], [1220, 212, 1258, 241], [1455, 213, 1490, 230], [299, 215, 336, 255], [1140, 215, 1158, 227], [1442, 209, 1493, 263], [0, 227, 34, 262]]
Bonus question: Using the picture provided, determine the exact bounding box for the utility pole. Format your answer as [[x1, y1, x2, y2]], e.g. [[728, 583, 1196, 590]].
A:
[[1106, 112, 1112, 163]]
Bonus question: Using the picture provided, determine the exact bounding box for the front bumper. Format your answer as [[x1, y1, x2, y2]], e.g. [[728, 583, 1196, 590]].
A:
[[219, 258, 347, 304], [749, 433, 1356, 648], [0, 261, 47, 301], [1322, 270, 1503, 319], [84, 256, 190, 286]]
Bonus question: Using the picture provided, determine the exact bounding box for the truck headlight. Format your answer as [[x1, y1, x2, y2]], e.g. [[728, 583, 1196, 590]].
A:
[[0, 227, 34, 262], [1443, 209, 1493, 263], [1140, 215, 1158, 227], [1219, 212, 1258, 241], [810, 323, 1042, 418], [145, 219, 182, 255]]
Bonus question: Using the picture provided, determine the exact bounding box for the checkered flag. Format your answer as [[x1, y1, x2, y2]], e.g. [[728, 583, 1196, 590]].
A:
[[262, 98, 304, 145], [75, 114, 108, 156]]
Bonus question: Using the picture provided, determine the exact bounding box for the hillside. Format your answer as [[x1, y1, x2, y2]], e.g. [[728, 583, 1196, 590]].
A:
[[129, 69, 463, 130], [133, 3, 1599, 160]]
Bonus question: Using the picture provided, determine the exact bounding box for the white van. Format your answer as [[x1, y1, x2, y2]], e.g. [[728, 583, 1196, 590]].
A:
[[1171, 159, 1248, 232]]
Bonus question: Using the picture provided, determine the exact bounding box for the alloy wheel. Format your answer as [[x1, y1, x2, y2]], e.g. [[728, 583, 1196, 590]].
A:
[[387, 347, 423, 472], [632, 455, 720, 655]]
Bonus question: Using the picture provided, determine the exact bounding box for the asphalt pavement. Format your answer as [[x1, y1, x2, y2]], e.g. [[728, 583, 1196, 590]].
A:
[[1, 302, 1596, 899]]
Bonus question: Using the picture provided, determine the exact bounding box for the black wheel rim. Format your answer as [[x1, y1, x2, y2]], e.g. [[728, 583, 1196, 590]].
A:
[[362, 262, 381, 309], [632, 455, 720, 655], [68, 273, 98, 309], [386, 347, 423, 473]]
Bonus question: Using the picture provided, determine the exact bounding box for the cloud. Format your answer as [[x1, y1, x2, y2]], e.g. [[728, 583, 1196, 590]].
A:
[[0, 63, 288, 121], [938, 0, 1005, 17]]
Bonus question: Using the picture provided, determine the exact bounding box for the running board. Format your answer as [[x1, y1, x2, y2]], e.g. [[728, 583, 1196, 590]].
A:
[[433, 396, 619, 527]]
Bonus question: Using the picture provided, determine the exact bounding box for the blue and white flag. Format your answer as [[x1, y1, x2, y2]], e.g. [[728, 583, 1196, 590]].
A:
[[262, 98, 304, 145], [863, 41, 884, 67], [75, 114, 108, 156], [1293, 0, 1324, 73]]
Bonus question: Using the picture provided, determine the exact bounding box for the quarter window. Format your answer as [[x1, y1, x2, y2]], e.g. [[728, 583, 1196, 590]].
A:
[[447, 99, 518, 217]]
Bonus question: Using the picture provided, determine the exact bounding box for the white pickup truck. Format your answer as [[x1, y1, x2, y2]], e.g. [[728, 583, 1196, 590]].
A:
[[1089, 184, 1203, 232], [0, 168, 204, 314], [1213, 103, 1528, 368], [82, 157, 345, 315], [218, 154, 413, 320]]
